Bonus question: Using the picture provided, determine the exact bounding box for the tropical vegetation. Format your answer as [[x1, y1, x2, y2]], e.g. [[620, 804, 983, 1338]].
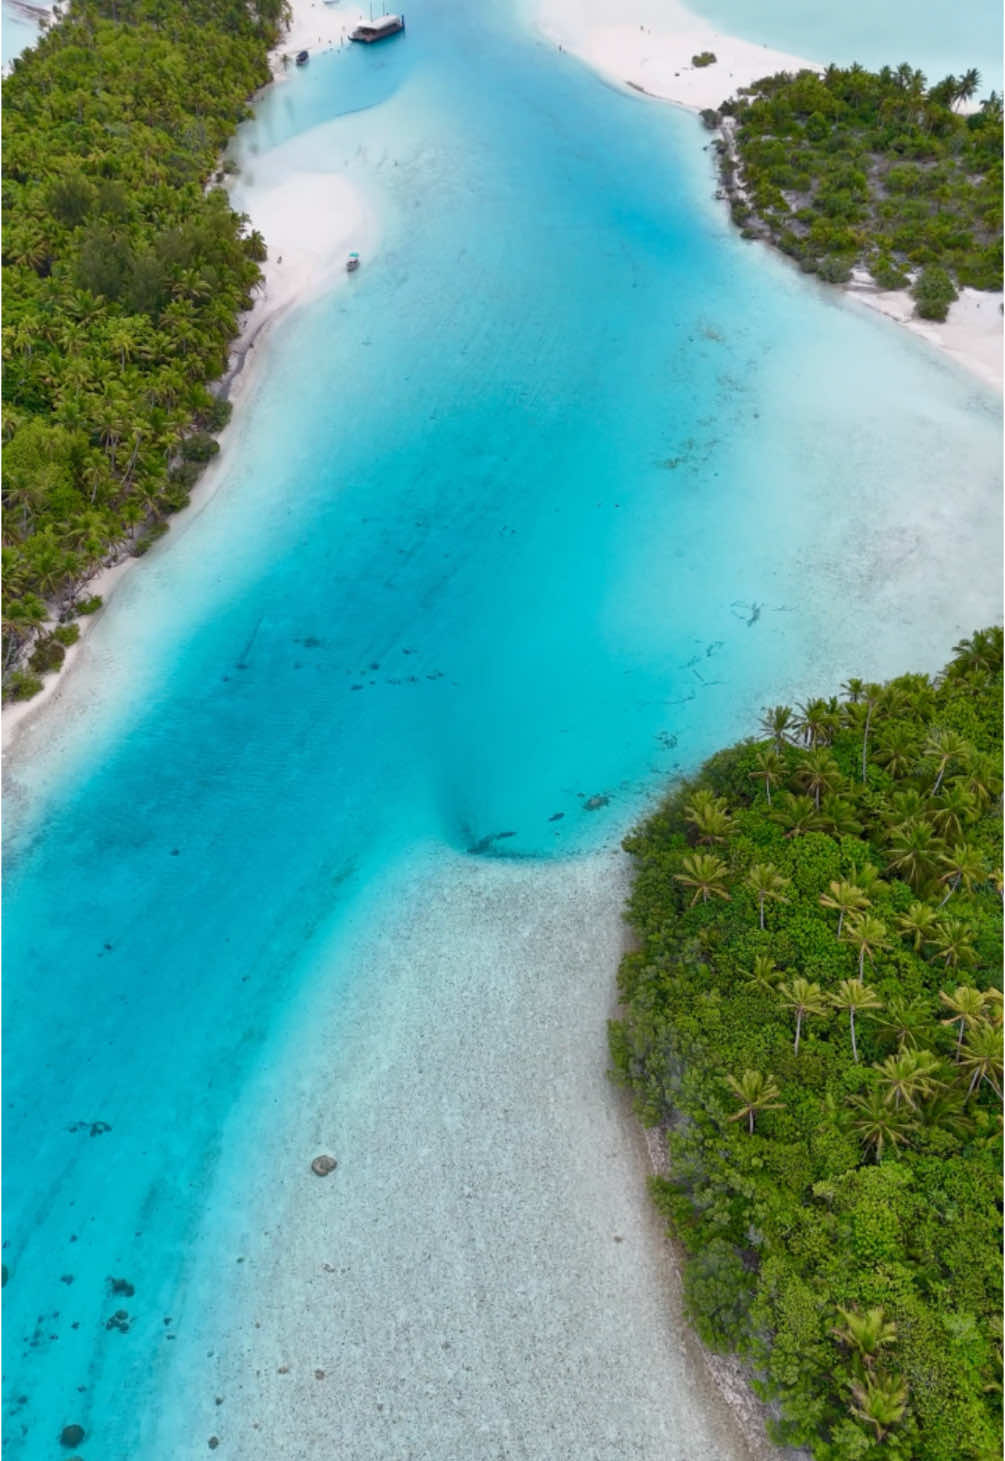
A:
[[611, 629, 1003, 1459], [2, 0, 288, 700], [709, 63, 1003, 311]]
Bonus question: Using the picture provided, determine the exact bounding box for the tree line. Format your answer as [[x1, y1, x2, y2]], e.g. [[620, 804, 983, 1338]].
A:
[[612, 627, 1003, 1459], [2, 0, 289, 701], [706, 62, 1003, 317]]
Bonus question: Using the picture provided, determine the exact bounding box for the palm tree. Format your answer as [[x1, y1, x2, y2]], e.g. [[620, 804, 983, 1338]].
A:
[[794, 748, 842, 809], [958, 1022, 1003, 1098], [939, 985, 988, 1054], [759, 704, 795, 749], [849, 1374, 909, 1441], [929, 788, 978, 845], [819, 880, 870, 937], [873, 723, 918, 780], [895, 900, 940, 952], [843, 914, 887, 980], [847, 1086, 916, 1160], [931, 917, 977, 970], [886, 819, 946, 891], [771, 791, 823, 838], [854, 681, 884, 783], [953, 66, 981, 109], [841, 676, 866, 704], [817, 795, 863, 838], [830, 978, 882, 1063], [923, 727, 972, 795], [684, 789, 734, 845], [745, 863, 791, 930], [875, 1048, 943, 1109], [950, 625, 1003, 674], [936, 843, 985, 908], [674, 853, 731, 907], [745, 954, 780, 993], [779, 977, 828, 1055], [916, 1089, 975, 1141], [725, 1070, 784, 1134], [832, 1305, 898, 1370], [748, 746, 785, 807], [871, 994, 937, 1052], [953, 751, 1003, 810], [794, 696, 839, 748]]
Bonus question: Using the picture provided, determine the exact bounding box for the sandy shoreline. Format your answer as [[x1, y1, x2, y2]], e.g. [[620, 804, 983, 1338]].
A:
[[2, 0, 375, 752], [534, 0, 1003, 391]]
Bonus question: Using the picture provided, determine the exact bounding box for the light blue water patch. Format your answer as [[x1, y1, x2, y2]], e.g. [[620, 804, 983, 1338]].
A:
[[2, 0, 1001, 1455], [686, 0, 1004, 96]]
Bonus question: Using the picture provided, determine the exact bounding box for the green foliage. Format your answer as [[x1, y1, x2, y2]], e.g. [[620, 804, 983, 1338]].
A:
[[3, 669, 44, 702], [52, 622, 80, 647], [28, 635, 65, 674], [74, 594, 103, 615], [2, 0, 278, 693], [692, 51, 717, 68], [717, 63, 1002, 306], [618, 633, 1003, 1459], [912, 264, 959, 320]]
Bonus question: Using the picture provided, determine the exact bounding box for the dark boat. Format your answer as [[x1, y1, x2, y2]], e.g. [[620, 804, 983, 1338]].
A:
[[295, 49, 309, 65], [349, 13, 404, 42], [346, 252, 360, 273]]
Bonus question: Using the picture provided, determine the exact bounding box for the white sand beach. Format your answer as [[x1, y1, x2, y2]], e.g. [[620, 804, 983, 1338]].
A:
[[533, 0, 1003, 391]]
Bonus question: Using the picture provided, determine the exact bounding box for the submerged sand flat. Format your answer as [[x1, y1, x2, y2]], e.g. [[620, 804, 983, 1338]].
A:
[[145, 847, 776, 1460]]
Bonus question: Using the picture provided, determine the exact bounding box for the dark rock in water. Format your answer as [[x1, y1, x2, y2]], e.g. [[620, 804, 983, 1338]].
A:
[[60, 1424, 85, 1447], [311, 1155, 337, 1177], [108, 1277, 134, 1297], [583, 794, 610, 811], [209, 1438, 220, 1451], [548, 812, 564, 822], [60, 1274, 75, 1285], [105, 1309, 130, 1333], [89, 1121, 112, 1137], [467, 830, 517, 855]]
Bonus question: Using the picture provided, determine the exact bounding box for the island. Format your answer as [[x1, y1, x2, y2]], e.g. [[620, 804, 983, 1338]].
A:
[[613, 627, 1003, 1459]]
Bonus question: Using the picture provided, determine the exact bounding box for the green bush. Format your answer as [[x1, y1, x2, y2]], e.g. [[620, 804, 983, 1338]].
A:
[[74, 594, 103, 615], [3, 669, 44, 701], [180, 430, 221, 463], [52, 623, 80, 647], [870, 254, 910, 290], [28, 635, 66, 673], [912, 264, 958, 320], [691, 51, 717, 68], [815, 255, 853, 283]]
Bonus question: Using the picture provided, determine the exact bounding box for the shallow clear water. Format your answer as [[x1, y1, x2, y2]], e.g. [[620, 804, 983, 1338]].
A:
[[2, 0, 1001, 1456], [686, 0, 1004, 96]]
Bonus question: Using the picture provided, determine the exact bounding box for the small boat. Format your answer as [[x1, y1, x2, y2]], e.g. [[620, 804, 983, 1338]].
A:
[[346, 252, 360, 273], [295, 49, 309, 65], [349, 13, 404, 42]]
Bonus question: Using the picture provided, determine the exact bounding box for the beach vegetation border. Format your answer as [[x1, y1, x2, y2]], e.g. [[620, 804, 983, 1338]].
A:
[[612, 629, 1003, 1460], [711, 63, 1003, 312], [1, 0, 289, 700]]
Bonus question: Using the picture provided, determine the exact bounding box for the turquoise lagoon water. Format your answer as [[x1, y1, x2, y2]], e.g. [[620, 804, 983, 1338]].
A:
[[687, 0, 1004, 96], [2, 0, 1002, 1456]]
